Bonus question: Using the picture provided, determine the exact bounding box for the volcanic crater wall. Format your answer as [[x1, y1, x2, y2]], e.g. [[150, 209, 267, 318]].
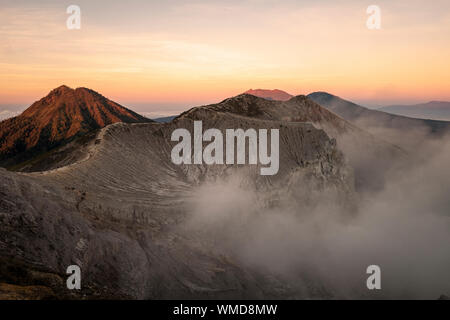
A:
[[0, 102, 355, 299]]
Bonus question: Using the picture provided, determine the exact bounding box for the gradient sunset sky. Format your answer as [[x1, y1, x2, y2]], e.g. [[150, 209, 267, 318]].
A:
[[1, 0, 449, 112]]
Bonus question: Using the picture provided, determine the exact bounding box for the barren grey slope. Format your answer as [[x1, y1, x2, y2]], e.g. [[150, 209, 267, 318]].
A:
[[0, 95, 355, 299]]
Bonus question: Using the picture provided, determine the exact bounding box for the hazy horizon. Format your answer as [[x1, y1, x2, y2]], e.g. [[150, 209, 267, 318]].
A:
[[2, 87, 449, 118]]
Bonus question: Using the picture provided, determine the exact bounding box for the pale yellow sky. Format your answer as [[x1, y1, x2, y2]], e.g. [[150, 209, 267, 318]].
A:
[[1, 0, 449, 110]]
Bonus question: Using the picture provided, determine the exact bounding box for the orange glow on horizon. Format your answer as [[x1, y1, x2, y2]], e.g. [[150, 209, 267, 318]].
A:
[[1, 1, 449, 109]]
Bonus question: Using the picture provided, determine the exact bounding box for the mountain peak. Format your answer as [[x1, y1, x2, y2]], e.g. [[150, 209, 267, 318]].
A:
[[0, 86, 151, 166], [307, 91, 337, 100], [288, 94, 309, 102], [50, 85, 74, 94], [244, 89, 294, 101], [54, 84, 72, 90], [48, 85, 106, 98]]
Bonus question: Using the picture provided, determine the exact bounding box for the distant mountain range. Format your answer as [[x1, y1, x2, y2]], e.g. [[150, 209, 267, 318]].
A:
[[0, 85, 151, 168], [243, 89, 450, 150], [3, 86, 449, 170], [152, 116, 176, 123], [245, 88, 450, 126], [308, 92, 450, 150], [379, 101, 450, 121]]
